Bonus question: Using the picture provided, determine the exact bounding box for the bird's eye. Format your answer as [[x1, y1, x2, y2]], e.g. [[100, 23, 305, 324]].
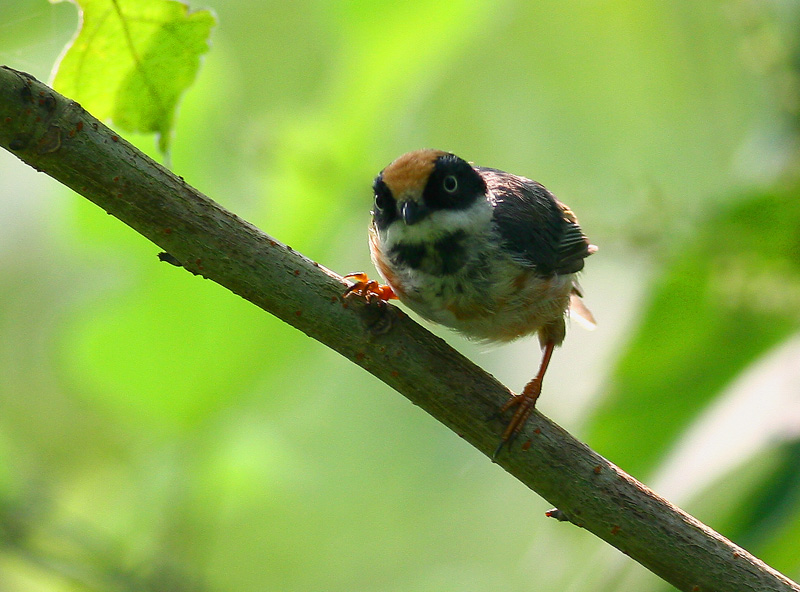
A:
[[443, 175, 458, 193], [374, 187, 393, 212]]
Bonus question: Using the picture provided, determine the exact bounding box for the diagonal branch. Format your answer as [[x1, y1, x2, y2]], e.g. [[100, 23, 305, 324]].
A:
[[1, 65, 797, 592]]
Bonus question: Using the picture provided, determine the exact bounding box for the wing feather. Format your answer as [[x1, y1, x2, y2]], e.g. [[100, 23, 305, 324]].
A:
[[479, 167, 595, 276]]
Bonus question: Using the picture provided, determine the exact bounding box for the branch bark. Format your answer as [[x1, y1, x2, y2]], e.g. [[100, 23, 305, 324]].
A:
[[1, 65, 797, 592]]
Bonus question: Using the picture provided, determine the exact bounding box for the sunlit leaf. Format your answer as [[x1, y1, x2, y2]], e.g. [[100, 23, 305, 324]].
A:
[[587, 186, 800, 477], [50, 0, 215, 153]]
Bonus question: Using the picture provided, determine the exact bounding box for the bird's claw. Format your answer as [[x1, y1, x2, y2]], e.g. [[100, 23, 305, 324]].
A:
[[491, 379, 542, 459], [343, 272, 396, 303], [343, 273, 397, 335]]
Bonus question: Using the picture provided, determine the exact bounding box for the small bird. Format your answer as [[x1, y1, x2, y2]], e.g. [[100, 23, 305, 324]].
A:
[[346, 149, 596, 456]]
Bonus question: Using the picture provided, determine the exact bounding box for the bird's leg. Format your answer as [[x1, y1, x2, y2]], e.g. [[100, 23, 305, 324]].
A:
[[493, 341, 555, 458], [343, 272, 396, 302]]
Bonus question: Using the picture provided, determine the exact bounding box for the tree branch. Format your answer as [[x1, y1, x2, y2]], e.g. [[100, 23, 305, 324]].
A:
[[1, 65, 797, 592]]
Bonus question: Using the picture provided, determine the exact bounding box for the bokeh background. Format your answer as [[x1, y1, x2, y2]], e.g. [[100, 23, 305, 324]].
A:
[[2, 0, 800, 590]]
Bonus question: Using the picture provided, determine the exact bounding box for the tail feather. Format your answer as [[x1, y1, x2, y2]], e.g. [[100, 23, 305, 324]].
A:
[[569, 291, 596, 330]]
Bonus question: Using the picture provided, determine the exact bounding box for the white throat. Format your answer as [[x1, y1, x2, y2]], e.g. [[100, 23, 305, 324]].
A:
[[382, 195, 494, 248]]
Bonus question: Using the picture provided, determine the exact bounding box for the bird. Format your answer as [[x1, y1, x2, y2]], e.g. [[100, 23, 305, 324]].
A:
[[345, 149, 596, 456]]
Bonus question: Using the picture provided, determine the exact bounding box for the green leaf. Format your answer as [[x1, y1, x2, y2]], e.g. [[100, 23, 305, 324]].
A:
[[587, 187, 800, 477], [50, 0, 215, 153]]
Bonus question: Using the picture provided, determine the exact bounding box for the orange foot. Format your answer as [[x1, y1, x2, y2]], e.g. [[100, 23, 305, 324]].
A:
[[493, 378, 542, 459], [492, 341, 556, 459], [343, 272, 396, 302]]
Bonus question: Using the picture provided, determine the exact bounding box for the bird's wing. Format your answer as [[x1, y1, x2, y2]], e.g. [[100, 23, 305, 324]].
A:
[[479, 167, 595, 276]]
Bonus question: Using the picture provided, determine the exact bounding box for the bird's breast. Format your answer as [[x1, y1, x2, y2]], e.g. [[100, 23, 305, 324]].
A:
[[387, 230, 469, 276], [369, 223, 574, 342]]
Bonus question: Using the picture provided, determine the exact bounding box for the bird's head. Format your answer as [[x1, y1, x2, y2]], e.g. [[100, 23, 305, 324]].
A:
[[371, 150, 490, 242]]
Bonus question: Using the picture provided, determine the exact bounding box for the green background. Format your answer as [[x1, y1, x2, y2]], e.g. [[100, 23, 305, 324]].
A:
[[1, 1, 799, 590]]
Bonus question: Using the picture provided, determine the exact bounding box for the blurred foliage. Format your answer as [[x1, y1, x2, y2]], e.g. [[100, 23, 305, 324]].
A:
[[727, 439, 800, 571], [588, 184, 800, 476], [1, 0, 800, 591]]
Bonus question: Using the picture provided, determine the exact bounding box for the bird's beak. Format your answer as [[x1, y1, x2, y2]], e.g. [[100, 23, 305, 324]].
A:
[[400, 200, 428, 225]]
